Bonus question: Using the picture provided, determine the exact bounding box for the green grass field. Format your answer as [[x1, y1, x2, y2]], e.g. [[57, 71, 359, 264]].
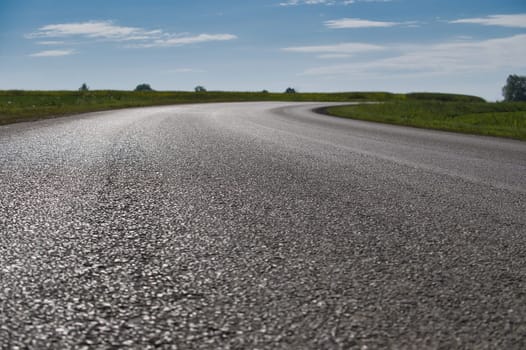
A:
[[324, 96, 526, 141], [1, 90, 524, 141], [0, 90, 401, 125]]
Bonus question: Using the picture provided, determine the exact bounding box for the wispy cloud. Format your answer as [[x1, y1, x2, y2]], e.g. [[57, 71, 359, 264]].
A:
[[449, 14, 526, 28], [280, 0, 335, 6], [283, 42, 384, 53], [283, 42, 384, 60], [317, 54, 354, 59], [27, 21, 151, 40], [343, 0, 393, 3], [279, 0, 391, 6], [37, 41, 66, 45], [27, 20, 237, 48], [166, 68, 207, 73], [325, 18, 399, 28], [29, 49, 75, 57], [299, 34, 526, 77], [138, 34, 237, 48]]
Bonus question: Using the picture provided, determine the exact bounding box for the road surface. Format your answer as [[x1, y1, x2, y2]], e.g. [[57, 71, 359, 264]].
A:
[[1, 102, 525, 349]]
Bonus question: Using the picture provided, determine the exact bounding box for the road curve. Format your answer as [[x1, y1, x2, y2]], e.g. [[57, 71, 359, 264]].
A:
[[1, 102, 525, 349]]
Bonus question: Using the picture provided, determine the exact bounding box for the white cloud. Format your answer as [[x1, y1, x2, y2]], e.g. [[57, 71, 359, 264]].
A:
[[343, 0, 393, 4], [280, 0, 335, 6], [37, 41, 65, 45], [317, 54, 354, 59], [141, 34, 237, 48], [299, 34, 526, 77], [29, 49, 75, 57], [284, 42, 383, 60], [166, 68, 206, 73], [325, 18, 398, 28], [279, 0, 391, 5], [450, 14, 526, 28], [283, 42, 384, 53], [27, 21, 147, 40], [27, 20, 237, 48]]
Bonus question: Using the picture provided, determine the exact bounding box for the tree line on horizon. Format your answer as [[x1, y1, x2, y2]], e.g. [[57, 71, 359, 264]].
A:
[[79, 83, 298, 94], [77, 75, 526, 101]]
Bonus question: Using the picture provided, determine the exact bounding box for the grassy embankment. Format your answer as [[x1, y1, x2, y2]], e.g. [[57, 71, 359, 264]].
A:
[[1, 90, 524, 140], [0, 90, 399, 126], [324, 93, 526, 140]]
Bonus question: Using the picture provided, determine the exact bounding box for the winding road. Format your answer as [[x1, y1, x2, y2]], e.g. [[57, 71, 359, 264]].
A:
[[1, 102, 525, 349]]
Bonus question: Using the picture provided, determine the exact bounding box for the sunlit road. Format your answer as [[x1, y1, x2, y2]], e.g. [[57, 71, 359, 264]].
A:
[[1, 102, 525, 349]]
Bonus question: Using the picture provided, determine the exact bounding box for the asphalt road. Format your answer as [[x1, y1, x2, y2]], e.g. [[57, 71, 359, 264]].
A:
[[1, 102, 525, 349]]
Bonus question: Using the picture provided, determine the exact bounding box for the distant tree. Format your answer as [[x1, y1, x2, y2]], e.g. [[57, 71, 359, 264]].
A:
[[285, 87, 296, 94], [261, 90, 269, 94], [79, 83, 89, 92], [135, 83, 154, 92], [195, 85, 207, 92], [503, 75, 526, 102]]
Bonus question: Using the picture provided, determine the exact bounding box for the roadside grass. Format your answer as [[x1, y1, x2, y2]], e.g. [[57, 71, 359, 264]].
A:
[[3, 90, 523, 141], [324, 99, 526, 141], [0, 90, 401, 125]]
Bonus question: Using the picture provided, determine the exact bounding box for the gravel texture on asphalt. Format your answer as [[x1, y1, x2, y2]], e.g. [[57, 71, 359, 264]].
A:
[[0, 102, 525, 349]]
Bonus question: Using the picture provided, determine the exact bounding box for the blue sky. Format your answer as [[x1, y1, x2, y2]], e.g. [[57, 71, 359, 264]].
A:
[[1, 0, 525, 100]]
